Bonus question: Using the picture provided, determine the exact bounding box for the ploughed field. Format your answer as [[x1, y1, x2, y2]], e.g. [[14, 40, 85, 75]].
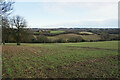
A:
[[2, 41, 119, 78]]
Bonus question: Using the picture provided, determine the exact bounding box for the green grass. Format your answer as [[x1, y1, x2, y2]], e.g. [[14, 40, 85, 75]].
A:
[[50, 31, 65, 34], [2, 41, 119, 78], [61, 41, 118, 49]]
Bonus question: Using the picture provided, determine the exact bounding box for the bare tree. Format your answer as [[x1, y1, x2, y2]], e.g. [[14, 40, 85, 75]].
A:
[[11, 15, 27, 45], [0, 0, 14, 45], [1, 0, 14, 16]]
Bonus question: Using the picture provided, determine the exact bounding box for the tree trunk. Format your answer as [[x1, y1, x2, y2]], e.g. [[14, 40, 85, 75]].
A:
[[17, 42, 20, 45], [3, 42, 5, 45], [16, 31, 21, 45]]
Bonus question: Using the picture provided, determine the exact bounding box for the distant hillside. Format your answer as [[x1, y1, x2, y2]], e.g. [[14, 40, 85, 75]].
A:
[[47, 33, 101, 42], [80, 34, 101, 41], [8, 28, 119, 43]]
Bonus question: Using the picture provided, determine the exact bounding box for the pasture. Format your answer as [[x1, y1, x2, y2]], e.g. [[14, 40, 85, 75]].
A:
[[2, 41, 119, 78], [50, 31, 65, 34], [47, 33, 101, 42]]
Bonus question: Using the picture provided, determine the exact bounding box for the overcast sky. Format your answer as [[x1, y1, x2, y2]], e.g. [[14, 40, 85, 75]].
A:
[[12, 0, 119, 28]]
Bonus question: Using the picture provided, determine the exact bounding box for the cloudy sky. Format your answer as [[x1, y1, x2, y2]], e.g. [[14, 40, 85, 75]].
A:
[[12, 0, 119, 28]]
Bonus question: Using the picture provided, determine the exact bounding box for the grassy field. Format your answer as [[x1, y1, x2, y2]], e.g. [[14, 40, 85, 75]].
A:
[[47, 33, 101, 41], [80, 34, 101, 41], [47, 33, 80, 41], [2, 41, 119, 78], [50, 31, 65, 34]]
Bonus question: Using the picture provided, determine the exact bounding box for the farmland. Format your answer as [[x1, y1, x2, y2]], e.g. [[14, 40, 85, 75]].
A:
[[1, 0, 119, 79], [2, 41, 119, 78], [50, 30, 65, 34]]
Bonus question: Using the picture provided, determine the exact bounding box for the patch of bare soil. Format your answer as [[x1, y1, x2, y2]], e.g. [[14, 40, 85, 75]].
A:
[[2, 46, 49, 56], [61, 55, 119, 78]]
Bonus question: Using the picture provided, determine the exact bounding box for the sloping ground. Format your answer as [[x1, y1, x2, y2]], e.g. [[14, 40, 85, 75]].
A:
[[80, 34, 101, 41], [47, 33, 81, 41], [2, 41, 119, 78], [56, 33, 80, 39], [47, 33, 101, 41], [79, 32, 94, 35], [50, 31, 65, 34]]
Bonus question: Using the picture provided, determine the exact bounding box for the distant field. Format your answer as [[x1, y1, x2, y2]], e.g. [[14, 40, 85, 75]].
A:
[[80, 34, 101, 41], [48, 33, 80, 40], [2, 41, 119, 78], [50, 31, 65, 34], [47, 33, 101, 41], [47, 33, 81, 41]]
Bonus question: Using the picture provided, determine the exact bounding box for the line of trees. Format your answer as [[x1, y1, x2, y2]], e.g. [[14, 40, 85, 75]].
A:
[[1, 0, 28, 45]]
